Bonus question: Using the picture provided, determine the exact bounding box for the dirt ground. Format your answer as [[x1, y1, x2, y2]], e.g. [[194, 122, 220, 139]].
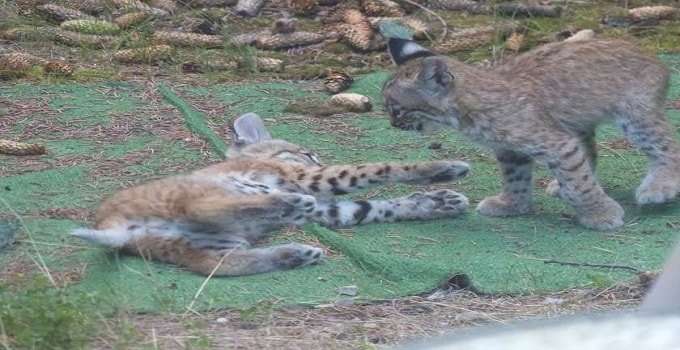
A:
[[94, 277, 648, 349]]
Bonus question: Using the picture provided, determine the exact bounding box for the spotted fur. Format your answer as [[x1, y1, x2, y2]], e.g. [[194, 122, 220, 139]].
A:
[[71, 113, 470, 276], [383, 38, 680, 230]]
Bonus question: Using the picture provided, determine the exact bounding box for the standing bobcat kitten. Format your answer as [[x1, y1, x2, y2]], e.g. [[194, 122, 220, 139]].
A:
[[71, 113, 470, 276], [383, 38, 680, 230]]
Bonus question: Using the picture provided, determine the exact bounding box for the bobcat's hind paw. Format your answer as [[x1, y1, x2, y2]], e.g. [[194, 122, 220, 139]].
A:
[[407, 189, 469, 218], [272, 243, 324, 269]]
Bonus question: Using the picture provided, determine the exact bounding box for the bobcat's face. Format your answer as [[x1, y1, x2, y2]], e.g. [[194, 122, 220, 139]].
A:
[[234, 140, 322, 166], [383, 39, 462, 133], [227, 113, 322, 166]]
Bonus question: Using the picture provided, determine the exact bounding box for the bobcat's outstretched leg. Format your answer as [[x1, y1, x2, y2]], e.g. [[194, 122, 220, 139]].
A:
[[477, 150, 534, 216], [310, 189, 468, 227], [125, 236, 323, 276], [292, 161, 469, 198]]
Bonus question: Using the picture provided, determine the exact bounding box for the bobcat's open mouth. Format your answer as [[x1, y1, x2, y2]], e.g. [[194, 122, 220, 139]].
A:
[[392, 111, 447, 133]]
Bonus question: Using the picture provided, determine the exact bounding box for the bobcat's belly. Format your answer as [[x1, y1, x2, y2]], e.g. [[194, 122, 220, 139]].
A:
[[191, 173, 294, 195]]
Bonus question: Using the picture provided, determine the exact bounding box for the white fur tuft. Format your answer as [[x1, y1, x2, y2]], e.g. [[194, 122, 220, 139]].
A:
[[70, 228, 131, 248]]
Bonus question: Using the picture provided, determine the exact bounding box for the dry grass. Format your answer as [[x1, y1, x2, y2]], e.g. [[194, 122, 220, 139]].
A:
[[92, 277, 648, 349]]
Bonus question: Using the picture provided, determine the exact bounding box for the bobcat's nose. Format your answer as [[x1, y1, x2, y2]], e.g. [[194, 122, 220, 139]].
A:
[[391, 118, 414, 130]]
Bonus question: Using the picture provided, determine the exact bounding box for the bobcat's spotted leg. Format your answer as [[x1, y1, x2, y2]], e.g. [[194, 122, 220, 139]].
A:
[[126, 236, 323, 276], [310, 189, 469, 228], [544, 136, 624, 230], [294, 161, 470, 198], [547, 131, 597, 197], [477, 150, 534, 216]]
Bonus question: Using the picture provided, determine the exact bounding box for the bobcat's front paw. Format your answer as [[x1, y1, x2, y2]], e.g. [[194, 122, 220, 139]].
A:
[[276, 193, 317, 220], [272, 243, 324, 269], [577, 199, 624, 230], [407, 189, 469, 218], [477, 194, 532, 217], [415, 160, 470, 184]]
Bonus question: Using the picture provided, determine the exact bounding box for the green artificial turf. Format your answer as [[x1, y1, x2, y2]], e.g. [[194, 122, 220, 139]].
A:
[[1, 56, 680, 312]]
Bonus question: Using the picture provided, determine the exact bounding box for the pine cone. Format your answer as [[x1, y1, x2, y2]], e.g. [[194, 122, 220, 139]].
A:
[[322, 6, 352, 24], [177, 0, 236, 7], [149, 0, 177, 14], [255, 57, 285, 72], [153, 31, 224, 48], [338, 22, 375, 51], [324, 70, 353, 94], [113, 45, 173, 63], [434, 24, 516, 53], [504, 32, 524, 52], [360, 0, 404, 17], [111, 0, 168, 16], [234, 0, 265, 17], [44, 60, 75, 76], [60, 20, 121, 35], [254, 31, 325, 50], [231, 32, 261, 46], [182, 58, 238, 73], [15, 0, 47, 16], [54, 29, 118, 48], [0, 140, 46, 156], [628, 6, 678, 22], [114, 12, 149, 29], [288, 0, 318, 16], [36, 4, 95, 22], [0, 52, 48, 70], [0, 26, 56, 41], [329, 93, 372, 113], [343, 8, 367, 25], [60, 0, 108, 15]]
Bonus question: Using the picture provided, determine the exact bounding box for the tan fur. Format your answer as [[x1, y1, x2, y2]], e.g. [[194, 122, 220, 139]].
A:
[[384, 38, 680, 230], [74, 114, 470, 276]]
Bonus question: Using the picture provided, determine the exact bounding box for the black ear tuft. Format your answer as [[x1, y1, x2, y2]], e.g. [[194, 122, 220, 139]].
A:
[[387, 38, 434, 65]]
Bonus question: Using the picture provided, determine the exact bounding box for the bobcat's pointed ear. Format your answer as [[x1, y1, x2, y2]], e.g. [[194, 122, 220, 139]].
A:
[[417, 56, 454, 92], [387, 38, 434, 65], [230, 113, 272, 147]]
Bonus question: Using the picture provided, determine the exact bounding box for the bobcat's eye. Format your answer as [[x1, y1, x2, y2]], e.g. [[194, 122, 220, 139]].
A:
[[303, 152, 321, 165]]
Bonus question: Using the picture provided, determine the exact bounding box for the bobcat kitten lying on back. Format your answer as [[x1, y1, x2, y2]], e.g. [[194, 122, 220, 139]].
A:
[[383, 38, 680, 230], [71, 113, 470, 276]]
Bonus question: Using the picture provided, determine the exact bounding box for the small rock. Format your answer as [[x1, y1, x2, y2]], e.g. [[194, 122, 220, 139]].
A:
[[329, 93, 372, 113], [216, 317, 227, 324], [564, 29, 595, 42], [428, 142, 442, 150], [318, 276, 327, 281], [336, 285, 358, 296]]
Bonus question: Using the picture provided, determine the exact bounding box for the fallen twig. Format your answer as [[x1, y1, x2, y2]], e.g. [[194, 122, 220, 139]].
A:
[[542, 259, 640, 273]]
